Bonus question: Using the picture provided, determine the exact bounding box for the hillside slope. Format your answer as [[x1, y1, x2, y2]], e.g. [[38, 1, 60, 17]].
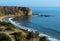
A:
[[0, 6, 32, 16]]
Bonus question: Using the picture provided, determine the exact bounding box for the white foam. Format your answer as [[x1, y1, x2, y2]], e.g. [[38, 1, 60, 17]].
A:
[[9, 17, 60, 41], [39, 33, 59, 41], [8, 17, 36, 32]]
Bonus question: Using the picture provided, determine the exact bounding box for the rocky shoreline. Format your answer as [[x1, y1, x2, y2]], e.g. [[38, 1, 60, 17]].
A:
[[32, 14, 51, 17], [0, 16, 40, 41], [0, 6, 51, 41]]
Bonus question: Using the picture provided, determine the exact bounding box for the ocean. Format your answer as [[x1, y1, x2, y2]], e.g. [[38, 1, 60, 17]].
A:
[[11, 7, 60, 41]]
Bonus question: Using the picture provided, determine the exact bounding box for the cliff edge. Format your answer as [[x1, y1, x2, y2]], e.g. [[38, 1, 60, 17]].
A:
[[0, 6, 32, 16]]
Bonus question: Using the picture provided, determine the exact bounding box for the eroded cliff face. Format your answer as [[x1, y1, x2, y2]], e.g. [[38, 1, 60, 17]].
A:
[[0, 6, 32, 16]]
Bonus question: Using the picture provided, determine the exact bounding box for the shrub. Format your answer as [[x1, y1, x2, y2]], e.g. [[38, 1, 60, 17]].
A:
[[0, 33, 12, 41], [26, 32, 35, 40], [15, 35, 21, 41], [39, 36, 48, 41], [35, 31, 40, 37], [13, 32, 22, 41], [0, 21, 15, 31]]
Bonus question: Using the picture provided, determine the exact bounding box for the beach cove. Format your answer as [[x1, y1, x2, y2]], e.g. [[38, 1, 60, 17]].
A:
[[8, 16, 60, 41], [0, 7, 60, 41], [2, 15, 59, 41]]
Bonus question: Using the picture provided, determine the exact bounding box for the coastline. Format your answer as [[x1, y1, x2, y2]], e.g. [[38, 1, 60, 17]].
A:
[[7, 16, 59, 41], [0, 15, 17, 22], [9, 17, 37, 32], [0, 15, 60, 41], [0, 15, 38, 41]]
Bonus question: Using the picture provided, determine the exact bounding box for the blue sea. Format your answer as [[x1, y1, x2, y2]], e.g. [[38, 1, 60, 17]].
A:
[[12, 7, 60, 41]]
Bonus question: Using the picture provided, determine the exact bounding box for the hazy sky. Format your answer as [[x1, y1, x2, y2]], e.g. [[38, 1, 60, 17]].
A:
[[0, 0, 60, 7]]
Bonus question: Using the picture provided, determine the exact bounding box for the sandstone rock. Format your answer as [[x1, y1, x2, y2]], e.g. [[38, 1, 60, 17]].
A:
[[0, 6, 32, 16]]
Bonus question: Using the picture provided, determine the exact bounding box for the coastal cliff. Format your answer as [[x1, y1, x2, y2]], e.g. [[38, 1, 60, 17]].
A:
[[0, 6, 32, 16], [0, 6, 48, 41]]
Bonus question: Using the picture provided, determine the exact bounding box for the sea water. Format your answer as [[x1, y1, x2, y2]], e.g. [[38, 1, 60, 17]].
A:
[[11, 7, 60, 41]]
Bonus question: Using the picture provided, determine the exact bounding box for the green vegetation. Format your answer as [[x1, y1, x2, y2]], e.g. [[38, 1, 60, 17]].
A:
[[39, 36, 48, 41], [12, 32, 22, 41], [35, 31, 40, 37], [0, 21, 15, 31], [0, 21, 48, 41], [0, 33, 12, 41], [26, 32, 35, 40], [15, 35, 21, 41]]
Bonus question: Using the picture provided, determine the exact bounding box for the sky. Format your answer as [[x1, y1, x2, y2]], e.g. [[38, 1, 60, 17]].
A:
[[0, 0, 60, 7]]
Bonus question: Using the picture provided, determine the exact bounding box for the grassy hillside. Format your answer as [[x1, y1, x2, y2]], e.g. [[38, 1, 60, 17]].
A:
[[0, 21, 47, 41]]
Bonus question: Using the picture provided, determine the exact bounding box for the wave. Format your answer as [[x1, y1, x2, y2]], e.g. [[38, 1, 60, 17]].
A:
[[8, 17, 59, 41], [9, 17, 37, 32], [40, 33, 59, 41]]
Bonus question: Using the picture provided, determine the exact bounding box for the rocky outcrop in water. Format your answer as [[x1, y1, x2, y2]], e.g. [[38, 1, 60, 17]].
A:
[[0, 6, 32, 16], [33, 14, 51, 17]]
